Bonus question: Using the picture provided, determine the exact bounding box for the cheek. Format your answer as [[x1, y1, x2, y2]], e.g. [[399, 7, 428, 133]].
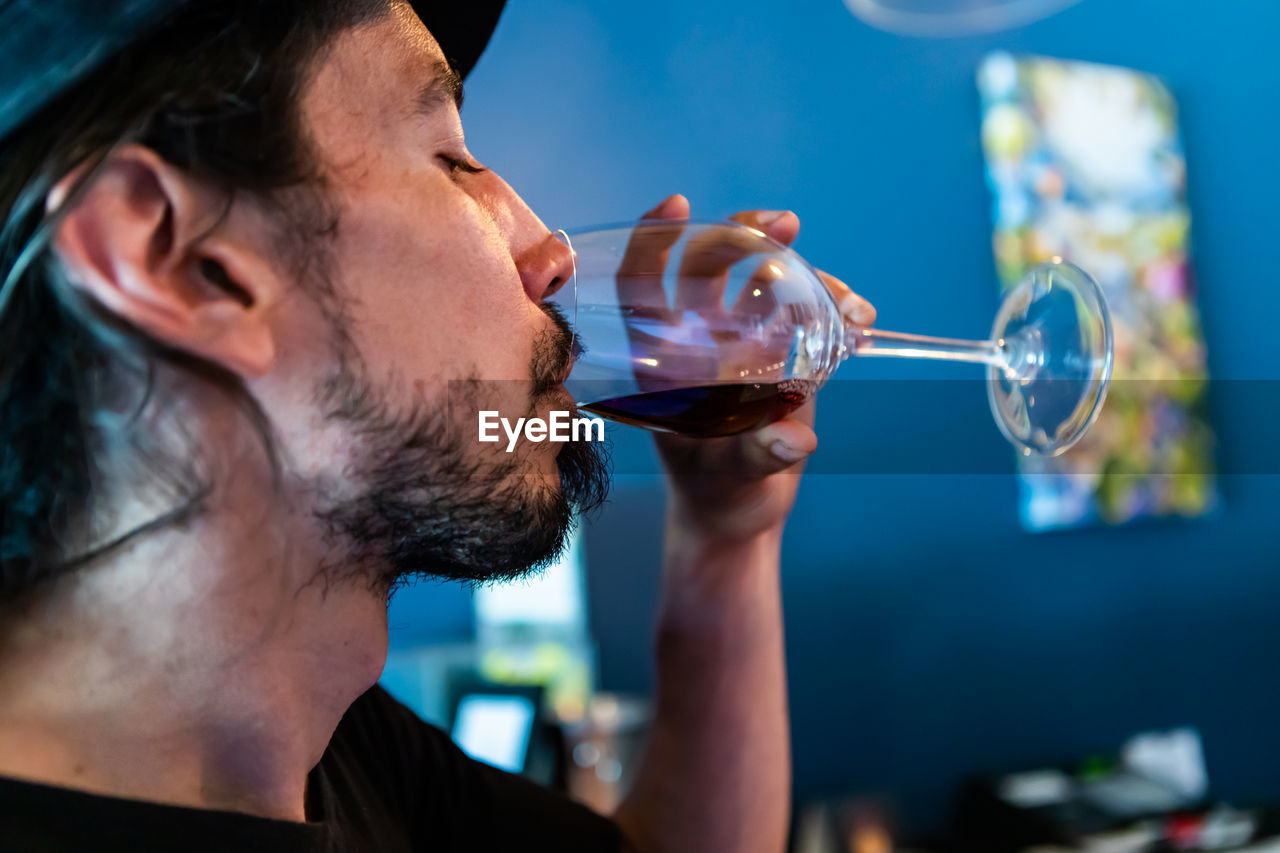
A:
[[328, 176, 542, 385]]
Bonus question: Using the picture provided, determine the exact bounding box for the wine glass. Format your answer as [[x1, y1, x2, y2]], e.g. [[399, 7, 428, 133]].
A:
[[546, 219, 1112, 456]]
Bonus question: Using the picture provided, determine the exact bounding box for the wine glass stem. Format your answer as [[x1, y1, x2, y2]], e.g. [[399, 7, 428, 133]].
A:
[[845, 327, 1008, 369]]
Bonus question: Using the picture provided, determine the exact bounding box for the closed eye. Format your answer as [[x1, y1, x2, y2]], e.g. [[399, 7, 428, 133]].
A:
[[439, 154, 487, 177]]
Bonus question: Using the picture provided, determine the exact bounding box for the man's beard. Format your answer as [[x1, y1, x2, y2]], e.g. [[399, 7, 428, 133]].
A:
[[313, 304, 609, 593]]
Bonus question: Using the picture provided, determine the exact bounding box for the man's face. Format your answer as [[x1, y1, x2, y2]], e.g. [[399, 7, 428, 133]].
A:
[[263, 3, 607, 591]]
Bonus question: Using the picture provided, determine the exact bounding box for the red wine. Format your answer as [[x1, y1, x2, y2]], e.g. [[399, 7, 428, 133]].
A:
[[583, 379, 813, 437]]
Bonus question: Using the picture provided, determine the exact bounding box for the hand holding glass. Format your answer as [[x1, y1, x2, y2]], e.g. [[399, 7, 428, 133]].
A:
[[547, 219, 1113, 456]]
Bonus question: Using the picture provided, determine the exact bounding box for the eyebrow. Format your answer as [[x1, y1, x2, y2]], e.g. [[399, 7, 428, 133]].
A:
[[415, 57, 465, 114]]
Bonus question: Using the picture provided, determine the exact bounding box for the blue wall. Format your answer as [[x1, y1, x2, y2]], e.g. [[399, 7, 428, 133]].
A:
[[394, 0, 1280, 835]]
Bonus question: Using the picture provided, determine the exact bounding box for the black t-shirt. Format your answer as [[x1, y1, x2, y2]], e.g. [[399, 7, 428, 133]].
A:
[[0, 686, 623, 852]]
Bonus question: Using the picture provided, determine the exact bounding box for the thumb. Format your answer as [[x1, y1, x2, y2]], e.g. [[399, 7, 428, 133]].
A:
[[735, 419, 817, 476]]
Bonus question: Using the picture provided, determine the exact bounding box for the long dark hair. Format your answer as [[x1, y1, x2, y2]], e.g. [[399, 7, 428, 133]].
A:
[[0, 0, 388, 600]]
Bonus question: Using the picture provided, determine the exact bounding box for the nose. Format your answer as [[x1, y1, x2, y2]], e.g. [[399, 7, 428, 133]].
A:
[[515, 231, 575, 303]]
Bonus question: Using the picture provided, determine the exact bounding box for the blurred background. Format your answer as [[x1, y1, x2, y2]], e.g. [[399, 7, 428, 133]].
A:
[[382, 0, 1280, 848]]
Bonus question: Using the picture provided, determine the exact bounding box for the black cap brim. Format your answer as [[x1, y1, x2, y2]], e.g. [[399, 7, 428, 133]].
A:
[[411, 0, 506, 80]]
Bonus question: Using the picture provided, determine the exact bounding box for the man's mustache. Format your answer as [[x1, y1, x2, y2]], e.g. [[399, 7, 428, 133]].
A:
[[531, 302, 577, 398]]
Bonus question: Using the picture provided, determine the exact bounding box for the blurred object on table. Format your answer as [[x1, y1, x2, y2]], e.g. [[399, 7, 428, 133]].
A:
[[793, 794, 933, 853], [560, 693, 651, 815], [951, 726, 1280, 852]]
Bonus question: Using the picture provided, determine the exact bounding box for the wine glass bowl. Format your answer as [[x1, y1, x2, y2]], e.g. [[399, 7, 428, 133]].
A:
[[550, 220, 843, 437]]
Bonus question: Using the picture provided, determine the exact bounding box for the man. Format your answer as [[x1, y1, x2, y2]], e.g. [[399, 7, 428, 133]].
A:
[[0, 1, 874, 850]]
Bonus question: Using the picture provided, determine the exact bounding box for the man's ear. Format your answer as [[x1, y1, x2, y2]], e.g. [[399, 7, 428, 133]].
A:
[[49, 144, 279, 378]]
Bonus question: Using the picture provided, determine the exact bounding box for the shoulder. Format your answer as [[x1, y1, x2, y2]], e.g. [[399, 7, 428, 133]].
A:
[[323, 685, 626, 851]]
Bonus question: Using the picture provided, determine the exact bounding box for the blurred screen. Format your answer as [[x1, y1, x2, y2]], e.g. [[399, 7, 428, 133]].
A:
[[451, 694, 537, 772]]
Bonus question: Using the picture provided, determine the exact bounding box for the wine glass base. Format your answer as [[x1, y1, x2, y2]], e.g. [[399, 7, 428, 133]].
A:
[[987, 260, 1113, 456]]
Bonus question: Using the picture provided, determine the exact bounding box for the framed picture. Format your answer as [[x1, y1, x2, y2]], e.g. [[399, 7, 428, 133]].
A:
[[978, 52, 1217, 530]]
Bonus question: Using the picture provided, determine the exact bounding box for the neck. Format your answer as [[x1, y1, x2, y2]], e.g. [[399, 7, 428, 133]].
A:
[[0, 478, 389, 822]]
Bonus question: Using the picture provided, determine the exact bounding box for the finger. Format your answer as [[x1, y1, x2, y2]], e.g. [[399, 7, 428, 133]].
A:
[[674, 219, 780, 315], [616, 195, 690, 318], [720, 261, 787, 381], [729, 209, 800, 247], [643, 194, 690, 222], [738, 416, 818, 474], [817, 269, 876, 327], [729, 259, 782, 318]]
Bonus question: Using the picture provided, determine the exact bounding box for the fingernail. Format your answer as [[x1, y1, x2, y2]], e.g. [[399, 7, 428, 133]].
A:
[[757, 210, 788, 227], [770, 439, 808, 463], [839, 294, 875, 326], [645, 195, 678, 216]]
